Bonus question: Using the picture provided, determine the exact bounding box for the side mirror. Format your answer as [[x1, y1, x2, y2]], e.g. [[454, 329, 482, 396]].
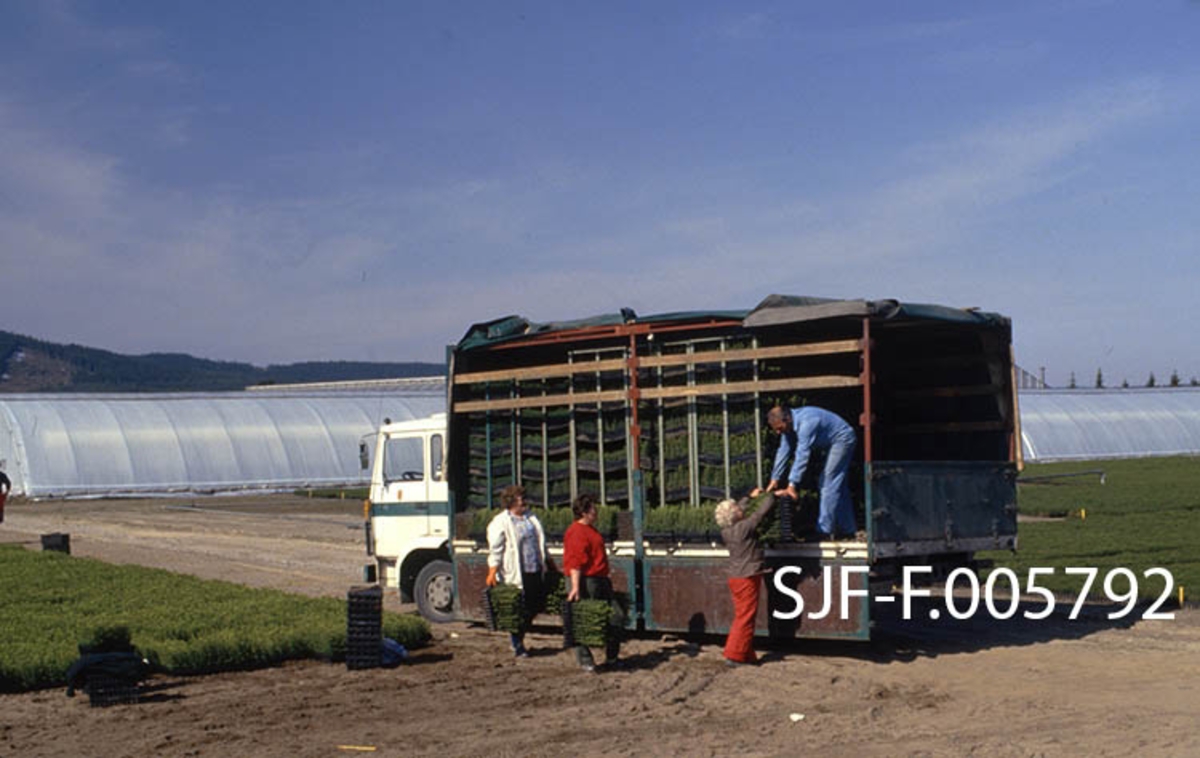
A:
[[359, 441, 370, 471]]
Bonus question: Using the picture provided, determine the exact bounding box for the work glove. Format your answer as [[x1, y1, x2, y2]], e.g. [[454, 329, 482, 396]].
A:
[[486, 566, 499, 587]]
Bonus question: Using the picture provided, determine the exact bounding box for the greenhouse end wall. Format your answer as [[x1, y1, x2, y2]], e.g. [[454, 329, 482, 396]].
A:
[[0, 391, 445, 498]]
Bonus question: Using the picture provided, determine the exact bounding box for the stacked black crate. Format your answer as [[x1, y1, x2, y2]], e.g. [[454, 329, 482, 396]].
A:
[[85, 673, 140, 707], [346, 585, 383, 670]]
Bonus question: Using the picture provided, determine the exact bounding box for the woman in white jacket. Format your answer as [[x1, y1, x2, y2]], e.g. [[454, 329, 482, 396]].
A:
[[486, 485, 552, 657]]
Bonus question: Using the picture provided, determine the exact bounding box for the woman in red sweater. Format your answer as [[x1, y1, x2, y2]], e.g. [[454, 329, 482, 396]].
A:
[[562, 494, 623, 672]]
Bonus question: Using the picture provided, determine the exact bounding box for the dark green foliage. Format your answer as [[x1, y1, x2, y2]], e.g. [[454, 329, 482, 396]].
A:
[[741, 491, 782, 543], [261, 361, 443, 385], [537, 507, 577, 537], [567, 599, 613, 647], [644, 504, 719, 538], [0, 547, 430, 692], [0, 330, 442, 393], [543, 506, 620, 538], [485, 584, 526, 634], [79, 625, 134, 654], [640, 490, 808, 544]]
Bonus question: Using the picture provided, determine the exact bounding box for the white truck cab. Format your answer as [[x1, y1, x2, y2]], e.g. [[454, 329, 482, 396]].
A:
[[363, 413, 454, 622]]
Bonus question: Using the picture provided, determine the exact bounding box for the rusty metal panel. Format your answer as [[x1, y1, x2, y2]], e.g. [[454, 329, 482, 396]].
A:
[[764, 558, 869, 639], [453, 552, 490, 622], [644, 556, 870, 640], [645, 558, 732, 634], [608, 557, 636, 630]]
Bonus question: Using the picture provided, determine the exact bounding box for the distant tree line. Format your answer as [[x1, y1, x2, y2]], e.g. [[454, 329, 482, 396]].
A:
[[1068, 368, 1199, 389], [0, 330, 443, 393]]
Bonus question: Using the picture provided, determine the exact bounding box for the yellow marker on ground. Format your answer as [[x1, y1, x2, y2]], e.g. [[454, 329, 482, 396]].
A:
[[1180, 585, 1185, 608], [1080, 508, 1087, 520]]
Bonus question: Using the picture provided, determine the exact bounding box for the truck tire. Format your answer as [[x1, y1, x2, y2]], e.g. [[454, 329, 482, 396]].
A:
[[414, 559, 455, 623]]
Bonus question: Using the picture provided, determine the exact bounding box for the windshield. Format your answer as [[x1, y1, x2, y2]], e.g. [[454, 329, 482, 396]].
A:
[[383, 436, 424, 481]]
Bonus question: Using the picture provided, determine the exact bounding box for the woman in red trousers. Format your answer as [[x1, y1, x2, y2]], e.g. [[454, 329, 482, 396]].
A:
[[715, 489, 775, 666]]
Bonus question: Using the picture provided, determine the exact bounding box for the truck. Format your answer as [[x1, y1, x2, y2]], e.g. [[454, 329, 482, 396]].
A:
[[366, 294, 1020, 640], [362, 412, 456, 622]]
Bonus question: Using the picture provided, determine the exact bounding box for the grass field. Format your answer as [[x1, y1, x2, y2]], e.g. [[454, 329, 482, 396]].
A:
[[982, 456, 1199, 602], [0, 547, 429, 693]]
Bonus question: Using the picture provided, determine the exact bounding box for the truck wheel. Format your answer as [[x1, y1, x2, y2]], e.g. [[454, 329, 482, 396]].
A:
[[414, 560, 455, 623]]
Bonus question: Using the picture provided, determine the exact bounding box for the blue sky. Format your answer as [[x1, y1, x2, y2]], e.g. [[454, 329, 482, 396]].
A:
[[0, 1, 1196, 386]]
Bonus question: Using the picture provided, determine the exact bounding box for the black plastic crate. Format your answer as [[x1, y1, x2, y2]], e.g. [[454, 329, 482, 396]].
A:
[[346, 655, 382, 670], [778, 499, 795, 542], [41, 532, 71, 554], [346, 586, 383, 670], [85, 674, 140, 707], [348, 585, 383, 604], [561, 600, 575, 648]]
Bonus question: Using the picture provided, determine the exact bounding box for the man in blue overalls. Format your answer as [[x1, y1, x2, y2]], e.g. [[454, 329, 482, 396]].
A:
[[766, 405, 858, 539]]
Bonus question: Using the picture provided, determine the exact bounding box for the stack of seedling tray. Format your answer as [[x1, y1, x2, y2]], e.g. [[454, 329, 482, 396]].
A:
[[562, 599, 613, 648], [777, 497, 794, 541], [346, 585, 383, 670], [482, 584, 527, 634]]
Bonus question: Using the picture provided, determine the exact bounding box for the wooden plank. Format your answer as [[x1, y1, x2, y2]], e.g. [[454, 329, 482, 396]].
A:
[[638, 340, 861, 369], [452, 340, 862, 386], [454, 389, 627, 413], [641, 375, 861, 400], [453, 375, 862, 413], [453, 357, 626, 385]]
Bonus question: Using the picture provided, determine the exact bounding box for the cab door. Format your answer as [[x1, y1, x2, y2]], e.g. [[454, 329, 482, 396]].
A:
[[380, 434, 431, 532], [426, 432, 449, 538]]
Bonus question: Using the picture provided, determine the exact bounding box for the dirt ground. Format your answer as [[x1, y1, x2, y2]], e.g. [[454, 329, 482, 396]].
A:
[[1, 495, 1198, 758]]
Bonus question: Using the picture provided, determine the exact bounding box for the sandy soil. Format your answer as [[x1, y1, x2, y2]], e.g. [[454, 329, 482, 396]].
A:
[[1, 496, 1198, 758]]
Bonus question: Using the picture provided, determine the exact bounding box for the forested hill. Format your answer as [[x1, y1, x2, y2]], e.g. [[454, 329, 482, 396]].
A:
[[0, 330, 443, 393]]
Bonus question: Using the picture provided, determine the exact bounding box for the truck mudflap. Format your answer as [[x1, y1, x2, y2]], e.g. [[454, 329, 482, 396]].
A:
[[869, 461, 1017, 550]]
